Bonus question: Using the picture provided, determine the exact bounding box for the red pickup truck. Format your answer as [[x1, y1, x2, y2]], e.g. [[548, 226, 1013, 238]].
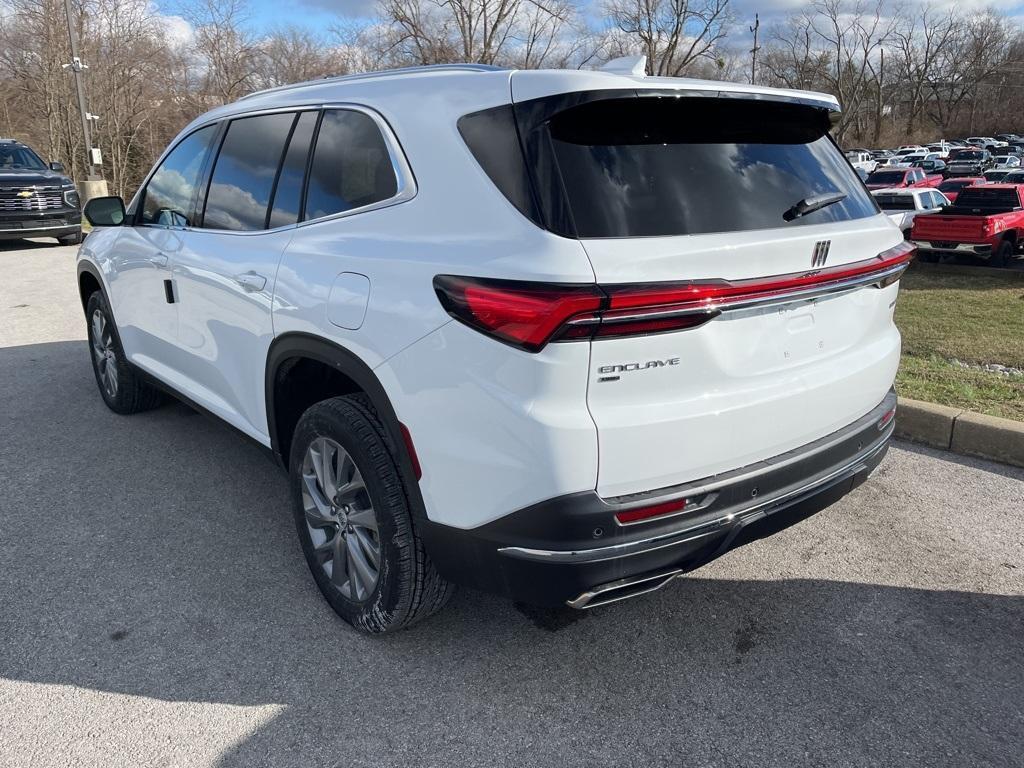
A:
[[910, 184, 1024, 266], [865, 167, 943, 191]]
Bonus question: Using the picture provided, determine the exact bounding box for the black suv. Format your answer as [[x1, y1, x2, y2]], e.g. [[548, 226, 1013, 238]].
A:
[[0, 139, 82, 245]]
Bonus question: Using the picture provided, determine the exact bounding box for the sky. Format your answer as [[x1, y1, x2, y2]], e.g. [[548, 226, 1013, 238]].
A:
[[155, 0, 1024, 42]]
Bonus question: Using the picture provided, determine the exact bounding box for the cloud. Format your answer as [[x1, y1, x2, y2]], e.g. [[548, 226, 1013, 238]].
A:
[[155, 13, 195, 48], [295, 0, 379, 20]]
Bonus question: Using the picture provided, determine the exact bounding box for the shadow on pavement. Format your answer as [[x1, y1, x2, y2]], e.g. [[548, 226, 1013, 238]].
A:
[[1, 340, 1021, 767]]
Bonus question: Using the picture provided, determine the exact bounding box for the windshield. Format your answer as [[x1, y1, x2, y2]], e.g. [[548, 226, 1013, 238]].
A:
[[518, 96, 877, 238], [873, 195, 915, 210], [0, 145, 46, 170]]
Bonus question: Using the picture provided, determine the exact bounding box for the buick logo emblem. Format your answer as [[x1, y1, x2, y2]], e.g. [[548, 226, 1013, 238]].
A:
[[811, 240, 831, 268]]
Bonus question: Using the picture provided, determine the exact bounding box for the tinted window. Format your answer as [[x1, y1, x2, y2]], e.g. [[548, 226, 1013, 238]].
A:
[[202, 113, 295, 231], [955, 187, 1021, 209], [141, 126, 217, 226], [873, 195, 915, 210], [268, 111, 318, 228], [868, 171, 908, 184], [304, 110, 397, 221], [539, 97, 876, 238]]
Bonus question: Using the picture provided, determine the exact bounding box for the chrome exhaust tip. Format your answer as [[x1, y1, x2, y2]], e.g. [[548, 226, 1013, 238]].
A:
[[566, 568, 683, 610]]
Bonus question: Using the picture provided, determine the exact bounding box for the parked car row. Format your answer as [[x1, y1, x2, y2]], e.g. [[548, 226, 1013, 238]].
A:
[[862, 136, 1024, 267]]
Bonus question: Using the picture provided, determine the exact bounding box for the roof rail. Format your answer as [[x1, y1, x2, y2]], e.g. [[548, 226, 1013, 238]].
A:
[[239, 63, 507, 102]]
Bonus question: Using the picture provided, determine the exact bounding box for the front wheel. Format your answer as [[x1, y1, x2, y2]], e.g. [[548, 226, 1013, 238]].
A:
[[85, 291, 165, 414], [289, 395, 453, 633]]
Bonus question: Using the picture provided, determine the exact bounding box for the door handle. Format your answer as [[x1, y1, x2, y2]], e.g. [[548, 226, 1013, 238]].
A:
[[149, 252, 168, 268], [234, 272, 267, 292]]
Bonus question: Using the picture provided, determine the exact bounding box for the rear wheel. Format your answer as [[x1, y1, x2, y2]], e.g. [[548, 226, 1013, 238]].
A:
[[85, 291, 165, 414], [289, 395, 453, 633], [990, 239, 1013, 268]]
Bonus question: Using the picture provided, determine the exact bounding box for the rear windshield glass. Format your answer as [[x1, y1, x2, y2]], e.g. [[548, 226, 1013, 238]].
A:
[[938, 180, 972, 192], [540, 97, 876, 238], [954, 188, 1021, 209], [873, 195, 915, 210], [867, 171, 907, 184]]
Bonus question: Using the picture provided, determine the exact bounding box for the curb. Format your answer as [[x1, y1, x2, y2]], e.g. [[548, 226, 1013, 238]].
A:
[[895, 397, 1024, 468]]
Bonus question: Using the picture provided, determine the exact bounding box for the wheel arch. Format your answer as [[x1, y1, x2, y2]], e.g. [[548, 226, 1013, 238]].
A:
[[265, 333, 427, 518], [76, 260, 108, 316]]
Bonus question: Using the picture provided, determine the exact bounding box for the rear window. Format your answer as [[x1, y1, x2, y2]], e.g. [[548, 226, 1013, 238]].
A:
[[954, 188, 1022, 209], [938, 180, 972, 192], [868, 171, 908, 184], [873, 195, 915, 210], [535, 97, 876, 238]]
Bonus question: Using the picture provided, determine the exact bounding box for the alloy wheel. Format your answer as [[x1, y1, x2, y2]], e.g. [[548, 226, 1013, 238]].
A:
[[90, 309, 119, 398], [301, 437, 381, 601]]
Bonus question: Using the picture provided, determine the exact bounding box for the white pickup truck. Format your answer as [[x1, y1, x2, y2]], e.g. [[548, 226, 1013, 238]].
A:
[[870, 187, 950, 237], [845, 151, 877, 173]]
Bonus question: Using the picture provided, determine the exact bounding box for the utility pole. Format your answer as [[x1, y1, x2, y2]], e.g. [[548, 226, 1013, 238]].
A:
[[749, 14, 760, 85], [62, 0, 98, 180]]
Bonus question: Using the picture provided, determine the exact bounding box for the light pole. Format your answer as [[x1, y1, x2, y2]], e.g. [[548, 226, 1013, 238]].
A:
[[749, 14, 760, 86], [62, 0, 100, 181]]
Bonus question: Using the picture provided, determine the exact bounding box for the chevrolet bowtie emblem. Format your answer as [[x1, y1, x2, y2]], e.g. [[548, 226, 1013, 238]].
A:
[[17, 190, 32, 198]]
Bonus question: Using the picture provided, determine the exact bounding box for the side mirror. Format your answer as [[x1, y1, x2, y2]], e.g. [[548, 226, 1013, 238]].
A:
[[49, 161, 65, 173], [84, 196, 127, 227]]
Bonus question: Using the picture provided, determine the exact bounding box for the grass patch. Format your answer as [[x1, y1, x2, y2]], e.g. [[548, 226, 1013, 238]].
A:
[[895, 266, 1024, 420]]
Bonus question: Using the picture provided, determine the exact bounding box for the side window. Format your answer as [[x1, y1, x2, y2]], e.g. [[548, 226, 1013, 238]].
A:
[[201, 112, 295, 231], [304, 109, 398, 221], [140, 125, 217, 227], [268, 111, 318, 228]]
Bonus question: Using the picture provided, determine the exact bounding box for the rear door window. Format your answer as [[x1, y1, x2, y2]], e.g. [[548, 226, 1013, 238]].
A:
[[516, 95, 877, 238], [268, 111, 318, 228], [304, 109, 397, 221], [201, 112, 295, 231]]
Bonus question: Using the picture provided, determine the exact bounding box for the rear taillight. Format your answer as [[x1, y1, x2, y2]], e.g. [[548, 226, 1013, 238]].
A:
[[433, 242, 915, 352]]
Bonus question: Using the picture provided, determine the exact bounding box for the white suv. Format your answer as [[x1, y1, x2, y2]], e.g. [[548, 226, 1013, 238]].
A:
[[78, 63, 911, 632]]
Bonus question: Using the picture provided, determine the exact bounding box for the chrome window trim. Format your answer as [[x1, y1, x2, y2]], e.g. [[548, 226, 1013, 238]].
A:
[[133, 103, 415, 238]]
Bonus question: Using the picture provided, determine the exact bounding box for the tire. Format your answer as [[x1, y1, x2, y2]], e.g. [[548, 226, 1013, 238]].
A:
[[990, 239, 1013, 268], [85, 291, 165, 414], [58, 230, 83, 246], [289, 394, 454, 633]]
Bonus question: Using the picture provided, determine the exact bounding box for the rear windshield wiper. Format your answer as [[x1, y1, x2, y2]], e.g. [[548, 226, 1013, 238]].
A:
[[783, 192, 847, 222]]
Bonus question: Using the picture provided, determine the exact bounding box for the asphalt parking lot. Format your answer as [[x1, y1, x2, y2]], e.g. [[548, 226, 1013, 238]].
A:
[[1, 238, 1022, 768]]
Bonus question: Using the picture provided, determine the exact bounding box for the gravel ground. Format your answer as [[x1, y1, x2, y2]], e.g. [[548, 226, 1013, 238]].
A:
[[1, 239, 1022, 768]]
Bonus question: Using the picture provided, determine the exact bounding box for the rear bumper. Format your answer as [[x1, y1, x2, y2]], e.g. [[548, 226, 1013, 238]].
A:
[[421, 390, 897, 607], [913, 240, 992, 255]]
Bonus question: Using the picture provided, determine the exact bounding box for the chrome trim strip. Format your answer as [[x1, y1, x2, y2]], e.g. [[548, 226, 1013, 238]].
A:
[[0, 223, 76, 232], [498, 424, 892, 564], [597, 262, 909, 324], [566, 568, 683, 609]]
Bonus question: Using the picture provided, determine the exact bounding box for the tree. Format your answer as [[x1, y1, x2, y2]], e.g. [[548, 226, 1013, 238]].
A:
[[602, 0, 731, 76]]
